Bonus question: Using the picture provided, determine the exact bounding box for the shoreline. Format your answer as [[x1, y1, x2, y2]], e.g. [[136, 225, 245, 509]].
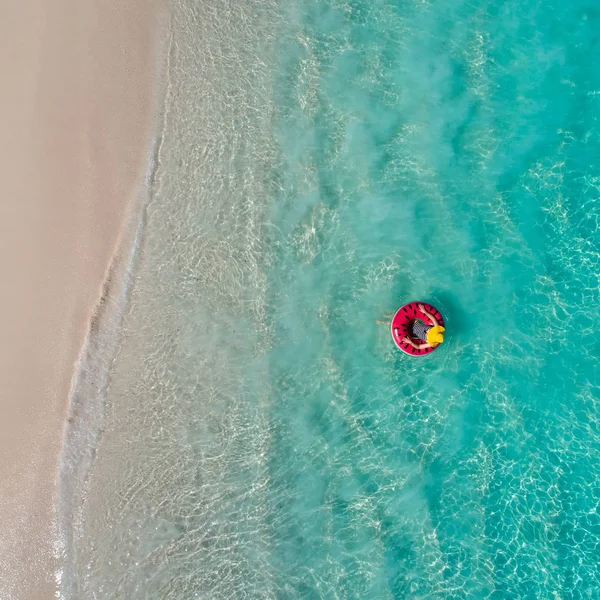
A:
[[58, 169, 154, 600], [0, 1, 165, 597]]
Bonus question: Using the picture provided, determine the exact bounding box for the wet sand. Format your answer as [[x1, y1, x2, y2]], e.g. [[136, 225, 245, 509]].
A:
[[0, 1, 164, 597]]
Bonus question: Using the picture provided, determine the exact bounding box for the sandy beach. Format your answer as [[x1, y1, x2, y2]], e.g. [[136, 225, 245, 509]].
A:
[[0, 1, 163, 597]]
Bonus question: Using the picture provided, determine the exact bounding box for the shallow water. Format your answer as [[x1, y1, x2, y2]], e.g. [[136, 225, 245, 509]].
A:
[[63, 0, 600, 597]]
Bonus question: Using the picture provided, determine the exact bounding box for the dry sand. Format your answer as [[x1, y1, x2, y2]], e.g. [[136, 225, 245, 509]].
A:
[[0, 1, 164, 597]]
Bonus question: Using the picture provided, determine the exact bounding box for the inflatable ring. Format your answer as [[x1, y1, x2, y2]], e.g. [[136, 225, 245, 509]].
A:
[[391, 302, 445, 356]]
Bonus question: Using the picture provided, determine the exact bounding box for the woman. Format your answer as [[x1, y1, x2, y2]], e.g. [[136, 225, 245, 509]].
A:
[[396, 303, 445, 350]]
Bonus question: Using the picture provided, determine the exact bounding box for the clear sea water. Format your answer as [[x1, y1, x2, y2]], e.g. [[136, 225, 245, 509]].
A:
[[62, 0, 600, 597]]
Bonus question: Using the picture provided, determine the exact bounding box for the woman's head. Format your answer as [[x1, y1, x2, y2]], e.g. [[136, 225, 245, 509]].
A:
[[427, 325, 445, 347]]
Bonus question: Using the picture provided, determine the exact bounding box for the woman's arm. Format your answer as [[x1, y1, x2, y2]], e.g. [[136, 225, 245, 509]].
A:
[[418, 303, 438, 327], [402, 336, 431, 350]]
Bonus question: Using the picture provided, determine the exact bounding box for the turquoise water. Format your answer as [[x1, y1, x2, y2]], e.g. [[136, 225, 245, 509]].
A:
[[63, 0, 600, 597]]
